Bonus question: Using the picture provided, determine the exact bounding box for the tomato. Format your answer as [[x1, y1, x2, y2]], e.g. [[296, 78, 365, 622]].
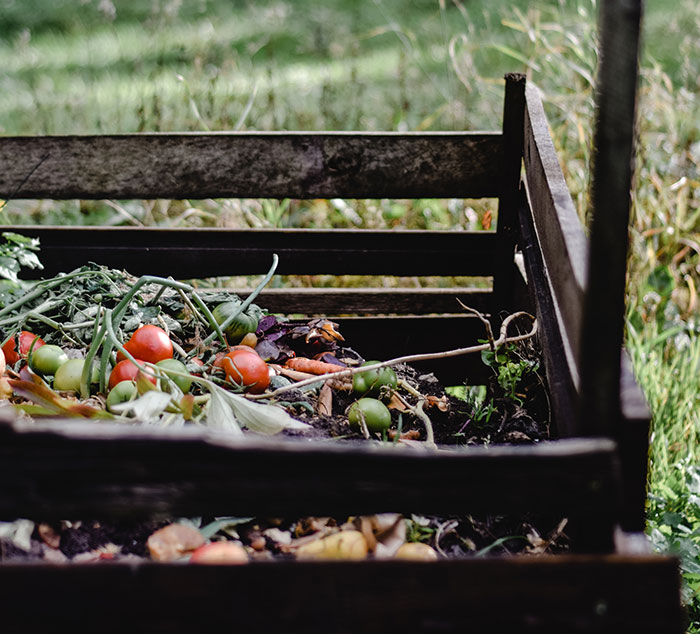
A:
[[190, 542, 248, 565], [212, 345, 257, 369], [118, 325, 173, 364], [106, 380, 138, 413], [352, 360, 397, 398], [222, 348, 270, 394], [2, 331, 45, 365], [108, 358, 157, 390], [212, 301, 260, 344], [54, 358, 99, 392], [156, 358, 192, 393], [347, 398, 392, 433], [29, 344, 68, 376]]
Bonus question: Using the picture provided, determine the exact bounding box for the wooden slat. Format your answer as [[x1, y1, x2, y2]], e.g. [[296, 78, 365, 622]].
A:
[[0, 556, 683, 633], [523, 83, 588, 385], [0, 415, 619, 526], [6, 225, 498, 278], [0, 132, 502, 200], [517, 191, 578, 437], [244, 287, 492, 316], [579, 0, 643, 436], [493, 72, 526, 315], [617, 351, 651, 532]]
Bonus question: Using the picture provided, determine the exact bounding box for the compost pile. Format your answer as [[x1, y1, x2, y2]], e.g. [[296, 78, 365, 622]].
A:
[[0, 232, 567, 564]]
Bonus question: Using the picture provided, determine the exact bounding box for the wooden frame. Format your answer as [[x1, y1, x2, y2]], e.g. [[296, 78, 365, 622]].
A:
[[0, 4, 684, 626]]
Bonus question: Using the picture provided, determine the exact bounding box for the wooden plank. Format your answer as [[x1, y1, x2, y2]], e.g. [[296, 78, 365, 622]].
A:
[[6, 225, 499, 278], [579, 0, 643, 436], [517, 192, 578, 437], [0, 132, 502, 200], [523, 83, 588, 383], [0, 414, 620, 526], [617, 351, 651, 532], [0, 556, 683, 633], [493, 72, 526, 315], [244, 287, 492, 316]]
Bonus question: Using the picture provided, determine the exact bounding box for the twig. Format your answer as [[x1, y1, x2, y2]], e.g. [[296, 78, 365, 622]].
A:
[[249, 311, 537, 400], [456, 299, 495, 349]]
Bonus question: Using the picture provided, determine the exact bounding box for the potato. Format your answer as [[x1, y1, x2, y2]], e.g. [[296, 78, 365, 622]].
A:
[[394, 542, 439, 561], [296, 530, 368, 561]]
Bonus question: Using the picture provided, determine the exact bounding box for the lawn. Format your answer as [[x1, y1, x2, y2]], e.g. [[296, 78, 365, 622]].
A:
[[0, 0, 698, 628]]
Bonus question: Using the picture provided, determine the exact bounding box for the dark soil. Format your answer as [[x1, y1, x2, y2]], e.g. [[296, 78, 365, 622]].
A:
[[1, 325, 566, 564]]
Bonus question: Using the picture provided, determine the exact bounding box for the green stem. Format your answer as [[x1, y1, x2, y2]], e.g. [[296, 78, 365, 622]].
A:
[[81, 308, 108, 399], [201, 253, 279, 347]]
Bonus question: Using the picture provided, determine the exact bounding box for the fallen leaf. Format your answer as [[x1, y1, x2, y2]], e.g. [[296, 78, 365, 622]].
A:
[[317, 381, 333, 416], [482, 209, 493, 230]]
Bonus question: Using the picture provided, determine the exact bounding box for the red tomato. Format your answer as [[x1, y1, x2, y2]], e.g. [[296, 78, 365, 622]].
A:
[[212, 345, 257, 369], [222, 348, 270, 394], [2, 331, 45, 365], [118, 325, 173, 364], [108, 358, 157, 389]]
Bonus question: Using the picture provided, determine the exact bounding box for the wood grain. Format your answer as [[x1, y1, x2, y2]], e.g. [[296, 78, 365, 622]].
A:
[[0, 556, 683, 633], [579, 0, 643, 437], [0, 132, 502, 199], [0, 415, 620, 527], [7, 225, 498, 278], [523, 83, 588, 381]]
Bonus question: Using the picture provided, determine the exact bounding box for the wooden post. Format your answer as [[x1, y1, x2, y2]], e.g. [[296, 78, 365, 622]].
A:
[[579, 0, 643, 436], [493, 73, 526, 319]]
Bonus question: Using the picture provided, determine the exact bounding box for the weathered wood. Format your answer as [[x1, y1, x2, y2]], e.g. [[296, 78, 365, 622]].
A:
[[8, 225, 498, 278], [0, 415, 619, 530], [493, 72, 526, 315], [0, 132, 502, 200], [617, 351, 651, 532], [0, 556, 683, 633], [579, 0, 643, 437], [517, 190, 578, 437], [523, 83, 588, 387], [243, 286, 492, 316]]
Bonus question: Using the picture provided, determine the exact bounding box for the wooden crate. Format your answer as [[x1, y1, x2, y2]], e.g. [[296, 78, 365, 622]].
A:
[[0, 4, 685, 630]]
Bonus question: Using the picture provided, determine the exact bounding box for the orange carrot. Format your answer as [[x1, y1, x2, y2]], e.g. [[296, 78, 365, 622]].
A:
[[286, 357, 345, 375]]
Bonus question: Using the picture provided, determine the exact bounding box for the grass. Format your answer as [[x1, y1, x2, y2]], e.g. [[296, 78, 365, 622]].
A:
[[0, 0, 699, 628]]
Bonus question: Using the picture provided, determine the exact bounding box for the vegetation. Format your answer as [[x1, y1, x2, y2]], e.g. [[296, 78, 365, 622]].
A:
[[0, 0, 698, 627]]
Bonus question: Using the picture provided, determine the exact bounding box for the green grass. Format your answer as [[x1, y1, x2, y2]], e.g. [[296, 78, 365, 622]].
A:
[[0, 0, 699, 628]]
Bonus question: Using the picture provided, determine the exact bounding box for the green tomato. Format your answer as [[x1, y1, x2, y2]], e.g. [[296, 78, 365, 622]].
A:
[[212, 301, 260, 344], [348, 398, 392, 433], [29, 344, 69, 376], [106, 380, 138, 413], [53, 358, 99, 392], [352, 361, 397, 398], [156, 358, 193, 393]]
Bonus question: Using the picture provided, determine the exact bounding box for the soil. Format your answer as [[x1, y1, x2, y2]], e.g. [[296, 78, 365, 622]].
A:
[[0, 331, 571, 564]]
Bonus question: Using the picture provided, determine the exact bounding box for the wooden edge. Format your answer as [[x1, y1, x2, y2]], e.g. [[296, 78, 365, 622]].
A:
[[523, 83, 588, 369], [0, 410, 620, 526], [493, 72, 526, 314], [517, 190, 578, 436], [616, 350, 652, 532], [241, 287, 493, 316], [0, 555, 684, 633], [5, 225, 499, 278], [0, 132, 502, 199]]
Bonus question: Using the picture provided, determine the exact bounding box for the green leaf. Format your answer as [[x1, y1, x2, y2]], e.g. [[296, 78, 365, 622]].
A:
[[218, 388, 310, 435]]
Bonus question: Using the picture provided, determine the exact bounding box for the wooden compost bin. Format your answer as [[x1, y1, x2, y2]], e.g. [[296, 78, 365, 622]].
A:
[[0, 5, 686, 626]]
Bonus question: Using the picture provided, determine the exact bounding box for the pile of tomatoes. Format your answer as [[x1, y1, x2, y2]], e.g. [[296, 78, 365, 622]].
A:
[[1, 321, 271, 414]]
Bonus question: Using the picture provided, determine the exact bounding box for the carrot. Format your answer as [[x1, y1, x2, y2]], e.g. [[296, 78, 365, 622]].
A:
[[285, 357, 345, 375]]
